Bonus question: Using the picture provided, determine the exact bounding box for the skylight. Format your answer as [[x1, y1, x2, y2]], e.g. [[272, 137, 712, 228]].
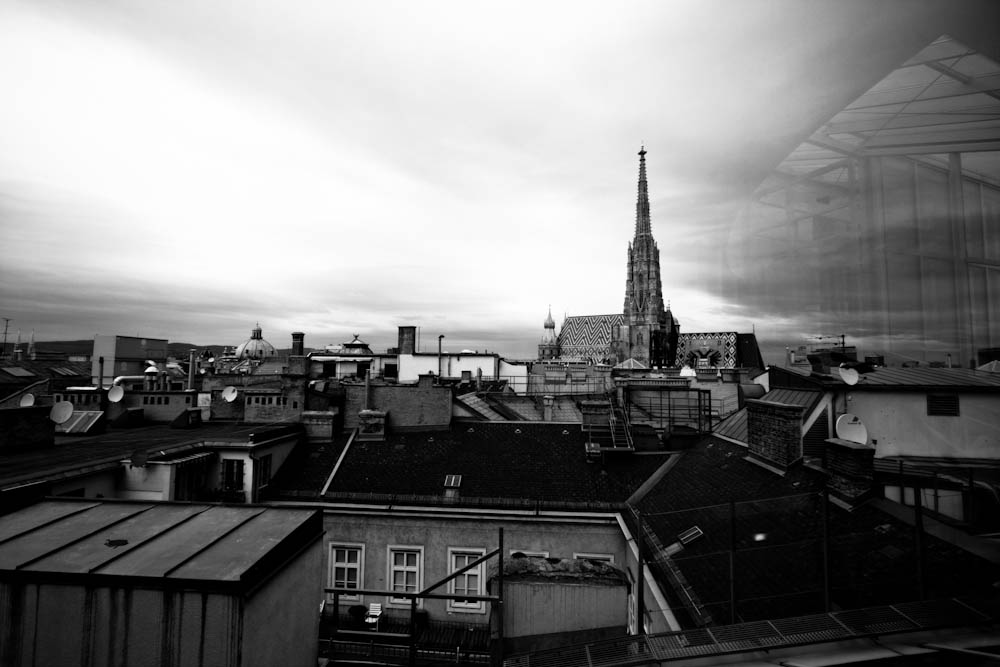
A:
[[2, 367, 35, 377]]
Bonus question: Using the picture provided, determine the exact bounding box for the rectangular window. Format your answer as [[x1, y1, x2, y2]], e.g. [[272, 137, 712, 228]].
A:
[[257, 454, 272, 489], [388, 547, 422, 605], [574, 552, 615, 564], [329, 544, 364, 601], [510, 549, 549, 558], [448, 548, 486, 613], [927, 393, 960, 416], [222, 459, 244, 491]]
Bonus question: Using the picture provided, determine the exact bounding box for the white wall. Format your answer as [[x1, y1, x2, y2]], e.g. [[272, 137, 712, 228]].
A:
[[847, 391, 1000, 460], [499, 360, 529, 395], [397, 353, 499, 383]]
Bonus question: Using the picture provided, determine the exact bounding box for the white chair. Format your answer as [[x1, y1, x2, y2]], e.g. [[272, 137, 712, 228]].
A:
[[364, 602, 382, 630]]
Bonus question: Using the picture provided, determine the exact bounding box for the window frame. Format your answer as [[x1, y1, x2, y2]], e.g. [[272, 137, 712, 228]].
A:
[[447, 547, 487, 614], [509, 549, 549, 558], [329, 543, 365, 602], [221, 458, 245, 492], [573, 552, 615, 564], [387, 545, 424, 607]]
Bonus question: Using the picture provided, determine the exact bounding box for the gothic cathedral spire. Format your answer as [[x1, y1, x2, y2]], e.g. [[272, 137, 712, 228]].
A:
[[616, 147, 677, 367]]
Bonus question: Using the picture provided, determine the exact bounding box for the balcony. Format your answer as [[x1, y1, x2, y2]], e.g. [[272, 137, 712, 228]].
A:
[[319, 604, 491, 665]]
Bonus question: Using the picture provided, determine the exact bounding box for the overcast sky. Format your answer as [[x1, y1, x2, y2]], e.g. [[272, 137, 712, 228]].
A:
[[1, 0, 996, 360]]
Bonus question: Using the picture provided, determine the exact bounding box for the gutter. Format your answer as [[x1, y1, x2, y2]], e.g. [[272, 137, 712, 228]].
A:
[[616, 512, 680, 632]]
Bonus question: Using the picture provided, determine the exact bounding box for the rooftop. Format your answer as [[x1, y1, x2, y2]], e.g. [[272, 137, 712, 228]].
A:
[[0, 421, 258, 493], [322, 421, 672, 508], [0, 499, 322, 593], [633, 437, 1000, 624], [776, 364, 1000, 391]]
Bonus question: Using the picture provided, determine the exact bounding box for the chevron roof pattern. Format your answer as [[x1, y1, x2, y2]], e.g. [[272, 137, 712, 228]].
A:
[[557, 314, 623, 363]]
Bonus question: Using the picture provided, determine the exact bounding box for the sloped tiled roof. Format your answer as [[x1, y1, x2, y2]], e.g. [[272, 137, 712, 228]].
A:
[[633, 437, 1000, 623], [327, 422, 669, 505], [454, 394, 506, 421]]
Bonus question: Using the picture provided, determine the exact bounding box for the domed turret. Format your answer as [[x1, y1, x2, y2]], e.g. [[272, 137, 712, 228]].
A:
[[234, 323, 277, 360]]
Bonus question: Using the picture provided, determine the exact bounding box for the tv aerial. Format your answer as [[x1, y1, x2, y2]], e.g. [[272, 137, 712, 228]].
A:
[[108, 385, 125, 403], [221, 386, 239, 403], [19, 393, 35, 407], [49, 401, 74, 424]]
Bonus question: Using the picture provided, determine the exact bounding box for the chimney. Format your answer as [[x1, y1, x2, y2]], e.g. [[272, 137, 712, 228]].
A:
[[543, 395, 554, 421], [398, 326, 416, 355], [188, 350, 196, 391], [291, 332, 305, 356]]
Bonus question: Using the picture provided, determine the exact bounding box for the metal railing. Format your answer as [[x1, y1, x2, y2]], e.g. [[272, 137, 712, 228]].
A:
[[504, 597, 993, 667]]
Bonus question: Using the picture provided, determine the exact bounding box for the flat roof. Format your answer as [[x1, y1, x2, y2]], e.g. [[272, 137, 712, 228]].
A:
[[0, 499, 322, 594], [0, 422, 258, 491]]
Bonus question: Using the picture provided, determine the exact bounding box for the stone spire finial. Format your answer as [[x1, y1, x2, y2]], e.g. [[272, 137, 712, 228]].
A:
[[635, 146, 651, 239]]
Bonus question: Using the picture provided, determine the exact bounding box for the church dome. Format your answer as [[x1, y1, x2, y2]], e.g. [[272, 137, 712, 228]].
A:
[[235, 323, 277, 360]]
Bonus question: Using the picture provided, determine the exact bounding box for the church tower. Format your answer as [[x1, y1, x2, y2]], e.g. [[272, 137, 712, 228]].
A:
[[615, 147, 677, 367], [538, 306, 560, 360]]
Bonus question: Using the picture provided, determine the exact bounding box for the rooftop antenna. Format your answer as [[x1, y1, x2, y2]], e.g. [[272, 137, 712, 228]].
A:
[[1, 318, 9, 360]]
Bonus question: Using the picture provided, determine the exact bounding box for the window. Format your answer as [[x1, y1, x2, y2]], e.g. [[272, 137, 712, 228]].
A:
[[927, 393, 960, 416], [329, 544, 364, 600], [448, 548, 486, 613], [388, 547, 423, 605], [256, 454, 272, 489], [222, 459, 244, 491], [573, 552, 615, 564]]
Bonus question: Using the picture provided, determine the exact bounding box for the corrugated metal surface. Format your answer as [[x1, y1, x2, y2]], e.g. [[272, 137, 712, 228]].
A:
[[853, 367, 1000, 388], [713, 409, 747, 445], [761, 388, 821, 410], [0, 499, 320, 589]]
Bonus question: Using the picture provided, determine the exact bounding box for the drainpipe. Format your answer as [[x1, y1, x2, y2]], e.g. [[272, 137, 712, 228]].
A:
[[437, 335, 445, 382]]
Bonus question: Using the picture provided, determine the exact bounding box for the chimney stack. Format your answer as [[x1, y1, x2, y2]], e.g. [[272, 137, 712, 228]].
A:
[[291, 332, 305, 356], [398, 326, 416, 355]]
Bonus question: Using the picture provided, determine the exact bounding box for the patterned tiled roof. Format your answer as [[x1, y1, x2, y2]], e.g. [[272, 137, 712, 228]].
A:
[[557, 314, 622, 363]]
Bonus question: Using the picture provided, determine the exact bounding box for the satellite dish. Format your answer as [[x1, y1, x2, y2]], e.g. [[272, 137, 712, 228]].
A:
[[221, 386, 238, 403], [49, 401, 74, 424], [144, 366, 159, 374], [19, 393, 35, 407], [108, 385, 125, 403], [837, 366, 860, 386], [836, 413, 868, 445]]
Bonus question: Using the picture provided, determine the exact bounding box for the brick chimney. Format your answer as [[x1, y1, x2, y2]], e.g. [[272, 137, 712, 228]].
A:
[[291, 332, 305, 356], [746, 399, 805, 469]]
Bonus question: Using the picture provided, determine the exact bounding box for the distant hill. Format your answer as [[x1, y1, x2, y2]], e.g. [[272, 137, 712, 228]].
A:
[[34, 340, 309, 360]]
